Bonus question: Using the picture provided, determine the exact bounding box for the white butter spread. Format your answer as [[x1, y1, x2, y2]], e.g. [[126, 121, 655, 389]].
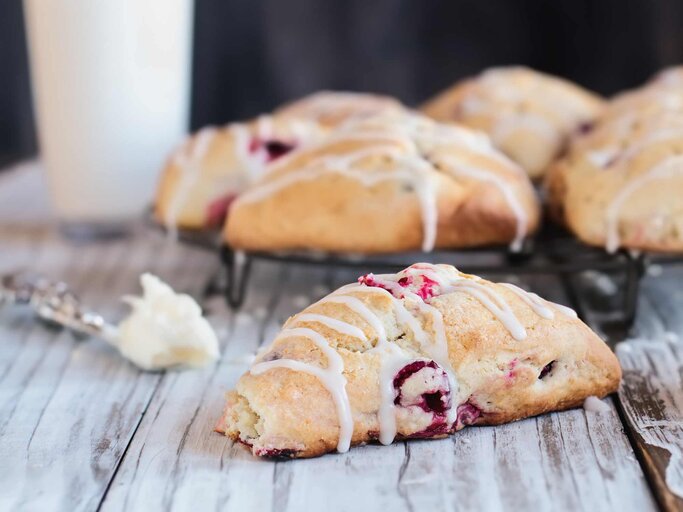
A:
[[115, 274, 219, 370]]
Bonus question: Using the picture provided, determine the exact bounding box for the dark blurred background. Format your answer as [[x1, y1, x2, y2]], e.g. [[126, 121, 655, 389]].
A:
[[1, 0, 682, 167]]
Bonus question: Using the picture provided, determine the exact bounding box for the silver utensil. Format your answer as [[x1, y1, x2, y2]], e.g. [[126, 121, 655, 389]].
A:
[[0, 271, 117, 342]]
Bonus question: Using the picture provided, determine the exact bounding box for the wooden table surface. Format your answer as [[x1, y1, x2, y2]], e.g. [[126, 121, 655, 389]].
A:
[[1, 163, 682, 512]]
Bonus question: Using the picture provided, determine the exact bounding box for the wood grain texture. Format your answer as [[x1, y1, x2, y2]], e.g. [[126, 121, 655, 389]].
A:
[[0, 162, 667, 511], [566, 262, 683, 511], [616, 264, 683, 511], [618, 341, 683, 511], [0, 163, 220, 511], [100, 265, 655, 512]]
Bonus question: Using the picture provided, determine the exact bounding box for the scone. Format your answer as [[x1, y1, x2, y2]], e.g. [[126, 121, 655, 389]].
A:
[[545, 77, 683, 253], [421, 66, 605, 179], [225, 110, 541, 253], [215, 263, 621, 459], [274, 90, 405, 128], [154, 116, 326, 231]]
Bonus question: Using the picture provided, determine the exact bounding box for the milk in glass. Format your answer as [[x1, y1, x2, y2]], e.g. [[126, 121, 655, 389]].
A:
[[23, 0, 193, 236]]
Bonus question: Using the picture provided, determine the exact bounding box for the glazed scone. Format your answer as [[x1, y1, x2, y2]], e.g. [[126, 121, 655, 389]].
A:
[[225, 110, 541, 253], [274, 91, 406, 128], [154, 116, 326, 230], [421, 66, 605, 179], [546, 85, 683, 253], [215, 263, 621, 459]]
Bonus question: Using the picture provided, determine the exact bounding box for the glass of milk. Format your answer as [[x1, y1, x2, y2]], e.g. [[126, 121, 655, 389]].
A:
[[23, 0, 193, 238]]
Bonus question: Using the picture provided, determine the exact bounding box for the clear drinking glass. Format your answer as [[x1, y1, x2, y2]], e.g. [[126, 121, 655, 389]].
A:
[[23, 0, 193, 238]]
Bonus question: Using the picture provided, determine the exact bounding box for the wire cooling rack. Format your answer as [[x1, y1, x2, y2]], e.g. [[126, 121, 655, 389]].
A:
[[150, 212, 683, 331]]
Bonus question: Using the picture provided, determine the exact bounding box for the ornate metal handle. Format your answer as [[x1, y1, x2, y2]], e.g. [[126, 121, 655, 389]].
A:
[[0, 272, 117, 342]]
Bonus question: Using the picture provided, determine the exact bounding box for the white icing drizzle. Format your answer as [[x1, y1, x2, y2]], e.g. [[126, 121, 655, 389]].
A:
[[408, 299, 459, 427], [363, 264, 530, 342], [469, 67, 592, 139], [164, 127, 218, 237], [583, 395, 611, 413], [308, 287, 409, 445], [440, 155, 528, 251], [334, 283, 459, 439], [256, 115, 273, 139], [315, 295, 388, 342], [498, 282, 580, 320], [230, 123, 267, 182], [325, 130, 416, 150], [480, 67, 586, 126], [491, 113, 559, 147], [282, 91, 398, 124], [247, 263, 581, 453], [334, 285, 428, 344], [250, 327, 354, 453], [231, 115, 284, 182], [587, 148, 619, 168], [239, 152, 439, 252], [585, 118, 683, 170], [550, 302, 578, 318], [165, 115, 325, 232], [605, 155, 683, 253], [290, 313, 368, 341], [601, 125, 683, 171], [431, 125, 527, 174], [448, 281, 527, 340], [375, 343, 412, 445], [369, 264, 561, 340], [236, 114, 527, 252], [499, 283, 554, 319]]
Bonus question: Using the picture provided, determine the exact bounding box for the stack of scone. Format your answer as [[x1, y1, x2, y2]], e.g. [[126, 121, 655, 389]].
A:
[[546, 66, 683, 253], [153, 65, 683, 255]]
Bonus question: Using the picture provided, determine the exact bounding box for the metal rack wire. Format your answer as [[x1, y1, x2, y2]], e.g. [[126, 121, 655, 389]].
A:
[[152, 214, 681, 331], [218, 231, 644, 326]]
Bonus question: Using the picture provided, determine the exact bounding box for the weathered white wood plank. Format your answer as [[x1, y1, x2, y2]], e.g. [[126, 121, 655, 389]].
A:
[[100, 264, 304, 511], [566, 262, 683, 510], [0, 163, 665, 511], [100, 264, 656, 512], [617, 341, 683, 511], [101, 265, 398, 511], [615, 264, 683, 511], [0, 164, 220, 511]]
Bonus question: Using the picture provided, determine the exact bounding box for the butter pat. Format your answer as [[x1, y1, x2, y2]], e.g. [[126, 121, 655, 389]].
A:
[[116, 273, 219, 370]]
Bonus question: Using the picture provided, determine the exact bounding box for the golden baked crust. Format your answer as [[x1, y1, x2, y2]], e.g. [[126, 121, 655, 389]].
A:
[[274, 91, 405, 128], [224, 111, 540, 253], [545, 71, 683, 253], [154, 117, 326, 230], [421, 66, 604, 179], [215, 263, 621, 459]]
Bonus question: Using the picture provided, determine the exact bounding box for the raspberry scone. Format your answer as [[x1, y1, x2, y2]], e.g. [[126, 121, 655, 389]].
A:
[[421, 67, 604, 180], [154, 116, 326, 231], [274, 91, 405, 128], [225, 111, 540, 253], [545, 81, 683, 253], [215, 263, 621, 459]]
